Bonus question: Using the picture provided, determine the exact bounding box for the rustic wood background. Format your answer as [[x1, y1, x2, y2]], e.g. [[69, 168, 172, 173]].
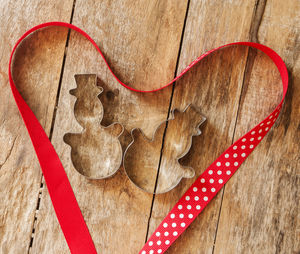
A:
[[0, 0, 299, 253]]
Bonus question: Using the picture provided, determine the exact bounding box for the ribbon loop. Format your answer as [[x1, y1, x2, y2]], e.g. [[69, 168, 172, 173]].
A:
[[8, 22, 288, 254]]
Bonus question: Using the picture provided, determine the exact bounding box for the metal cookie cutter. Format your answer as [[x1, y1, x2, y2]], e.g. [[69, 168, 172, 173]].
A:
[[64, 74, 124, 179], [123, 104, 206, 194]]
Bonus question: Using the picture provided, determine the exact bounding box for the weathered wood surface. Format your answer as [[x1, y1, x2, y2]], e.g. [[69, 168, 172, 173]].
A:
[[0, 0, 299, 254]]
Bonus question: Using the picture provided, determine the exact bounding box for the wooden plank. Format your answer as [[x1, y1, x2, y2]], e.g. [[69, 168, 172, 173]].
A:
[[214, 0, 300, 253], [30, 0, 189, 253], [0, 1, 73, 253], [148, 0, 259, 253]]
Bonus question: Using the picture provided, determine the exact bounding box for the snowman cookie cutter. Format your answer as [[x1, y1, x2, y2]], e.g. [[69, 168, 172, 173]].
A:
[[64, 74, 206, 193], [64, 74, 124, 179]]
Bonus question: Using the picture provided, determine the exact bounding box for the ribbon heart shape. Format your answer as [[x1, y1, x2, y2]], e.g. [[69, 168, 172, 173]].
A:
[[8, 22, 288, 254]]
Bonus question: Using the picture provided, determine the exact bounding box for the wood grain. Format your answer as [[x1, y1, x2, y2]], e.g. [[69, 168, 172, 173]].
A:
[[30, 0, 189, 253], [0, 1, 73, 254], [214, 0, 300, 253], [148, 0, 260, 253]]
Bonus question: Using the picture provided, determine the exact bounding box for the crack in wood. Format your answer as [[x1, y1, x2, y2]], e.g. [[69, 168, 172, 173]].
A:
[[249, 0, 267, 43], [27, 180, 43, 254]]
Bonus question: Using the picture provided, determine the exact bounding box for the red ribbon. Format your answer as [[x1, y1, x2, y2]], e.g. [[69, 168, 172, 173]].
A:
[[8, 22, 288, 254]]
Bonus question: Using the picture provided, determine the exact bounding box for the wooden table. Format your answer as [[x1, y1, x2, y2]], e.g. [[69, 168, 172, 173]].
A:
[[0, 0, 299, 253]]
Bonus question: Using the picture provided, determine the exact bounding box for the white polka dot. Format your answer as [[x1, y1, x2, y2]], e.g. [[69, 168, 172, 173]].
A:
[[241, 153, 246, 157], [242, 138, 246, 142], [259, 129, 262, 133], [233, 145, 237, 150], [196, 205, 201, 210], [179, 214, 184, 218], [225, 162, 230, 166], [173, 231, 178, 236], [149, 250, 154, 254], [217, 170, 222, 175], [269, 115, 273, 119], [219, 179, 223, 184], [164, 231, 169, 236], [250, 138, 254, 141], [165, 240, 170, 245], [187, 205, 192, 210], [188, 214, 193, 218], [250, 145, 254, 149], [181, 222, 186, 227], [265, 127, 269, 131], [149, 241, 153, 246], [260, 123, 264, 126], [225, 153, 229, 158], [178, 205, 182, 210], [216, 162, 221, 166], [156, 232, 160, 237], [208, 170, 213, 175], [158, 250, 162, 254], [172, 223, 176, 228], [226, 170, 231, 175], [204, 196, 208, 201], [211, 188, 216, 192], [258, 136, 262, 140], [142, 251, 146, 254], [241, 145, 245, 149], [200, 178, 205, 183], [194, 196, 199, 201], [193, 187, 198, 192], [251, 131, 255, 135], [267, 121, 271, 125], [202, 187, 206, 192], [210, 179, 214, 183], [163, 223, 168, 228], [233, 153, 238, 158], [234, 162, 238, 166], [185, 196, 190, 201], [157, 240, 161, 245]]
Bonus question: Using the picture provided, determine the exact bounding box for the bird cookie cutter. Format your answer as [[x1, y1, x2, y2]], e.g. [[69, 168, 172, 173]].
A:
[[123, 104, 206, 193]]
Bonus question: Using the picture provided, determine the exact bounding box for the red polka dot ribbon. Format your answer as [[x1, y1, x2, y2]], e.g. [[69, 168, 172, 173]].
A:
[[8, 22, 288, 254]]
